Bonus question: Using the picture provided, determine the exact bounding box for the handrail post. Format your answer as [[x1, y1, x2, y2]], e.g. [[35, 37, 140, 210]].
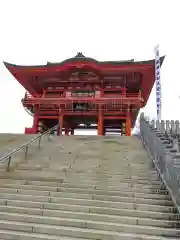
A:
[[38, 136, 42, 150], [48, 132, 52, 141], [7, 156, 11, 172], [24, 146, 28, 160]]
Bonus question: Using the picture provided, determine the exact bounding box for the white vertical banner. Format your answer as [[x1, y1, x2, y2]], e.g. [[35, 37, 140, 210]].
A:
[[154, 45, 161, 120]]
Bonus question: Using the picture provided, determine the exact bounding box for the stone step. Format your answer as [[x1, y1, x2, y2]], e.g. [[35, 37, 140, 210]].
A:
[[0, 158, 27, 171], [0, 183, 171, 200], [0, 229, 90, 240], [11, 172, 158, 180], [17, 160, 156, 165], [62, 167, 157, 172], [2, 176, 162, 186], [20, 157, 153, 162], [29, 178, 162, 189], [75, 168, 158, 172], [55, 167, 159, 173], [0, 179, 27, 184], [18, 162, 156, 168], [16, 166, 159, 179], [0, 172, 65, 182], [15, 168, 158, 174], [53, 170, 158, 182], [71, 174, 159, 180], [0, 206, 179, 226], [0, 188, 173, 206], [25, 181, 167, 194], [0, 179, 168, 195], [0, 211, 179, 232], [0, 229, 177, 240], [21, 156, 153, 160], [62, 178, 161, 186], [0, 171, 159, 182], [0, 177, 164, 191], [0, 134, 35, 150], [0, 193, 176, 212], [3, 198, 177, 217], [62, 172, 159, 177], [0, 219, 179, 238], [61, 183, 163, 191]]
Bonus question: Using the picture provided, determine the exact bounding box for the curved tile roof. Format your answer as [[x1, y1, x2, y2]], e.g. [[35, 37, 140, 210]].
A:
[[3, 53, 165, 68]]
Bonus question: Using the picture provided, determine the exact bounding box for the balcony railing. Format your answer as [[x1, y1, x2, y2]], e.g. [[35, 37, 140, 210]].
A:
[[23, 92, 142, 103]]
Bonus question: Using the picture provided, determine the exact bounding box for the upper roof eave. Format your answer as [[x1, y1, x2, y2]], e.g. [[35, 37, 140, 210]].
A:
[[3, 56, 165, 70]]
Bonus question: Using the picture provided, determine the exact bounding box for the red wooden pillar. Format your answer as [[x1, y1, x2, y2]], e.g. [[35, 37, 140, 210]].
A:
[[126, 112, 131, 136], [33, 114, 38, 133], [98, 107, 104, 136], [59, 115, 63, 136]]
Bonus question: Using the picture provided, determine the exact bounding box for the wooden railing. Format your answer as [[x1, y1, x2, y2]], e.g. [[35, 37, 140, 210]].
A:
[[22, 93, 143, 109], [23, 92, 142, 100]]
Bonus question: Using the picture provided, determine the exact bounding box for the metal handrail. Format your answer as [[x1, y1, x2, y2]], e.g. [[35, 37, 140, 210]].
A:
[[140, 115, 180, 213], [0, 123, 59, 172]]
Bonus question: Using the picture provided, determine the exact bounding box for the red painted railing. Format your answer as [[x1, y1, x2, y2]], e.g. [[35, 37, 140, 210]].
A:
[[23, 92, 142, 100], [22, 92, 143, 113]]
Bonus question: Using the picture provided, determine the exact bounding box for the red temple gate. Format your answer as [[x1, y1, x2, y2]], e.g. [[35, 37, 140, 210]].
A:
[[4, 53, 165, 136]]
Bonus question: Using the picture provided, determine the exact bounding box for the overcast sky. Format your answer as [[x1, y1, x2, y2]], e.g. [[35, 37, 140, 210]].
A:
[[0, 0, 179, 133]]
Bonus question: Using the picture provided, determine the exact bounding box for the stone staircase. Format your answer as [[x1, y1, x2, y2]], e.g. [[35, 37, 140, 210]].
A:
[[0, 135, 180, 239]]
